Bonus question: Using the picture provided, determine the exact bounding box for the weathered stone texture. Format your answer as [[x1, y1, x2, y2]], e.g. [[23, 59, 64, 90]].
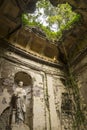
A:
[[70, 53, 87, 129], [71, 54, 87, 106], [0, 44, 70, 130], [0, 0, 87, 130], [0, 0, 38, 37], [9, 27, 59, 63]]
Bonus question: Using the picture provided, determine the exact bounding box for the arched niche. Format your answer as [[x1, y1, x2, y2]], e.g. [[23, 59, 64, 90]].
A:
[[14, 71, 32, 86], [14, 71, 33, 130]]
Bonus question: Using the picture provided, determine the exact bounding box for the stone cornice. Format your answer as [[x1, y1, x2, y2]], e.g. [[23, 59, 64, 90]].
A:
[[9, 26, 59, 63], [0, 39, 63, 69]]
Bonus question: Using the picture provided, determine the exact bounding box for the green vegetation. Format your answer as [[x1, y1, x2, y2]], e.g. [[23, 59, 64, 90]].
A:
[[22, 0, 80, 41], [66, 70, 85, 130]]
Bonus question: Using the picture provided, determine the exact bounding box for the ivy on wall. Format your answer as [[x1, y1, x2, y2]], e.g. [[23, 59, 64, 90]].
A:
[[65, 68, 86, 130]]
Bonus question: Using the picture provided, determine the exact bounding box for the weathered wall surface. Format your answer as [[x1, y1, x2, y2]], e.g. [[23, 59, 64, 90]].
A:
[[71, 54, 87, 107], [70, 51, 87, 129], [0, 43, 72, 130], [0, 0, 38, 37]]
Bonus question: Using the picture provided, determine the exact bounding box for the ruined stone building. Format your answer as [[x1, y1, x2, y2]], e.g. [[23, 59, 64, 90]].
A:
[[0, 0, 87, 130]]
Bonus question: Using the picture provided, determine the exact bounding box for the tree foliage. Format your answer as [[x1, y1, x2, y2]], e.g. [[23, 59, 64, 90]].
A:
[[22, 0, 80, 42]]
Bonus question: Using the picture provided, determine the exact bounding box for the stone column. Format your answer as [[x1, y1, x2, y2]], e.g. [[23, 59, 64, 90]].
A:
[[33, 73, 45, 130], [46, 74, 60, 130]]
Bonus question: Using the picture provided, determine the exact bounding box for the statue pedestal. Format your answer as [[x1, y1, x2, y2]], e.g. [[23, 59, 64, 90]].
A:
[[10, 108, 30, 130], [11, 123, 30, 130]]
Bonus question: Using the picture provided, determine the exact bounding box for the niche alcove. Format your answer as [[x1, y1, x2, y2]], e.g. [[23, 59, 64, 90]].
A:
[[14, 71, 32, 86], [14, 71, 33, 130]]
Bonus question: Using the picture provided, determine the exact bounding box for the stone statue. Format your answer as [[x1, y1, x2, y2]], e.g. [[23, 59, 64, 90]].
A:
[[10, 81, 26, 124], [0, 80, 30, 130], [9, 81, 31, 130]]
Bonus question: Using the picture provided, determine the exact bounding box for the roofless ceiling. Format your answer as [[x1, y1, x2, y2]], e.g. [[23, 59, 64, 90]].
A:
[[0, 0, 87, 64]]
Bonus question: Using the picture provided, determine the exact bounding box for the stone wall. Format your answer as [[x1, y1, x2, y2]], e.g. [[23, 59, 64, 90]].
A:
[[0, 0, 38, 38], [71, 54, 87, 107], [70, 50, 87, 130], [0, 42, 73, 130]]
